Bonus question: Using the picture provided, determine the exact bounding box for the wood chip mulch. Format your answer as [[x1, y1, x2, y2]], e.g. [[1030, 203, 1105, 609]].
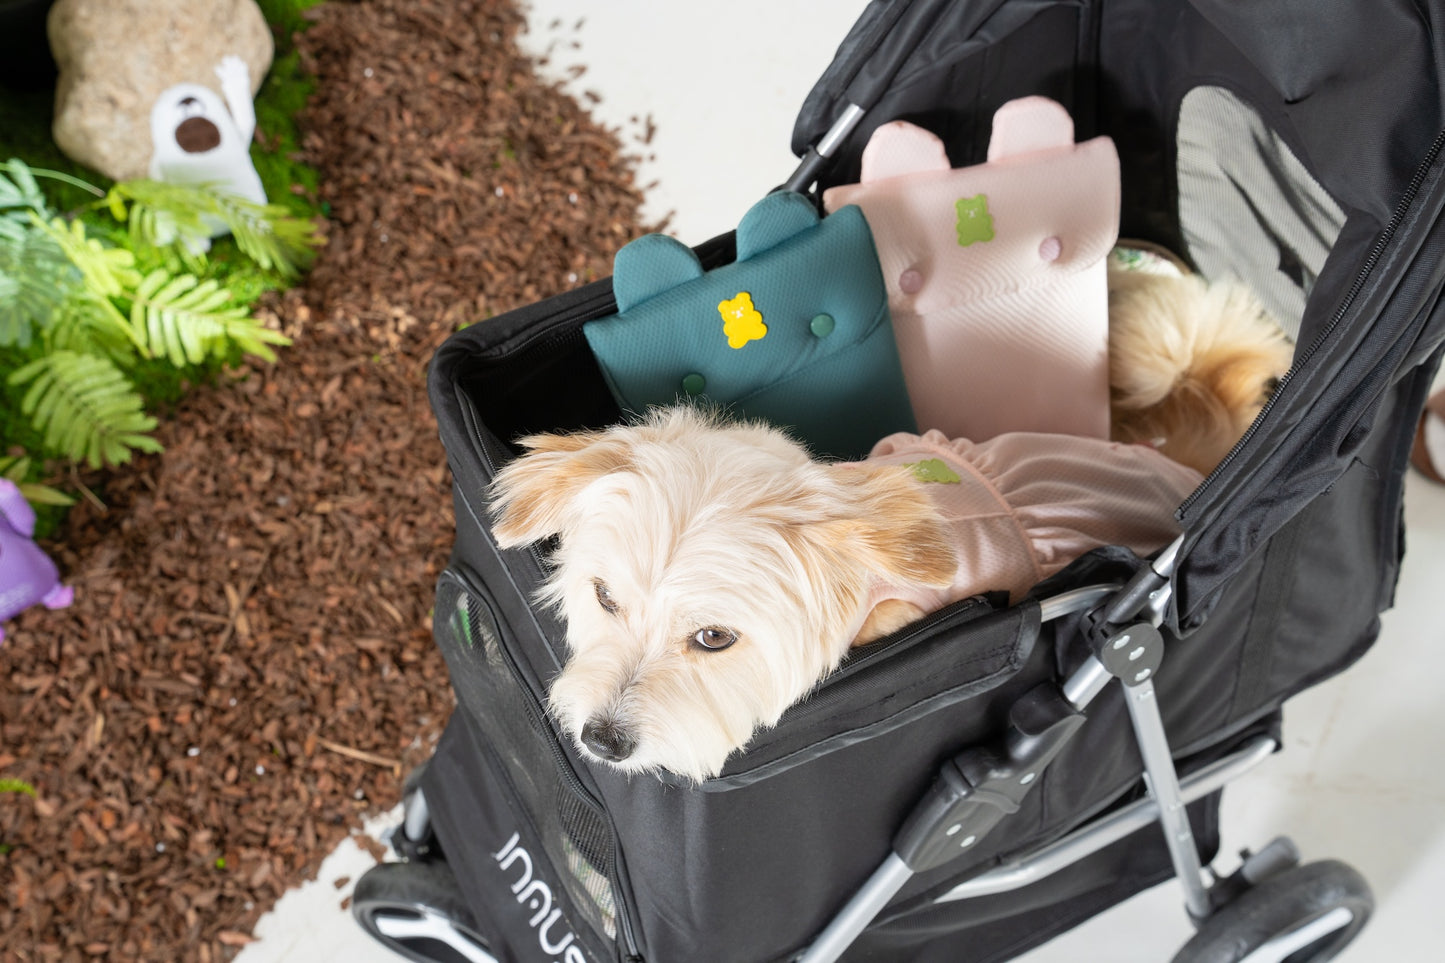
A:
[[0, 1, 654, 959]]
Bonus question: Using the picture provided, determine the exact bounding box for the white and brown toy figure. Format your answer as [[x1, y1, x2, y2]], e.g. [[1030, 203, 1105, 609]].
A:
[[823, 97, 1120, 443], [148, 56, 267, 249], [48, 0, 273, 182]]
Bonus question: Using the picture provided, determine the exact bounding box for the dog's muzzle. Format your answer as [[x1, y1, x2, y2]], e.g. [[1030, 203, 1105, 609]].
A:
[[580, 717, 636, 763]]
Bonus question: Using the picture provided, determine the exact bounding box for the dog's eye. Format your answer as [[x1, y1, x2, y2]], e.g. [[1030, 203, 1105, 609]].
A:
[[594, 580, 619, 614], [692, 627, 738, 651]]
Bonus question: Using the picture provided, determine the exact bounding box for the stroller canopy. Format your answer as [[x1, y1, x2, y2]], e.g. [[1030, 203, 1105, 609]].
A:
[[794, 0, 1445, 626]]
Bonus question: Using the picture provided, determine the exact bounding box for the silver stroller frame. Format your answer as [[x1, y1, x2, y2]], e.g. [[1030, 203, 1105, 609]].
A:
[[798, 536, 1364, 963]]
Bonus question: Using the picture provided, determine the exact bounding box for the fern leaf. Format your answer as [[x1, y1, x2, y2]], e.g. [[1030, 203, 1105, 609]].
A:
[[209, 192, 324, 278], [0, 159, 48, 217], [46, 286, 141, 359], [0, 220, 76, 348], [104, 180, 214, 263], [126, 267, 290, 365], [29, 213, 140, 298], [9, 351, 162, 468], [108, 179, 323, 277]]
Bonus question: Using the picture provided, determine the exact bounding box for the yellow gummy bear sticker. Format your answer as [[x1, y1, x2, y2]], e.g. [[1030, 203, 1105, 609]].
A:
[[719, 291, 766, 349]]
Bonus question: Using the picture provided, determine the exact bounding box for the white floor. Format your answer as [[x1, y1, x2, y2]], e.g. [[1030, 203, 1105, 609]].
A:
[[240, 3, 1445, 960]]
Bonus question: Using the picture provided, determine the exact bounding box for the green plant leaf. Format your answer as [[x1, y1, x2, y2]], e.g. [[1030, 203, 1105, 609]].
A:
[[9, 351, 163, 468], [29, 213, 140, 298], [126, 267, 290, 366], [45, 286, 142, 359], [208, 192, 324, 278], [106, 179, 323, 278], [0, 452, 78, 506], [0, 779, 36, 797], [17, 483, 75, 507], [0, 212, 75, 348], [0, 159, 48, 218], [0, 455, 28, 479], [103, 180, 213, 268]]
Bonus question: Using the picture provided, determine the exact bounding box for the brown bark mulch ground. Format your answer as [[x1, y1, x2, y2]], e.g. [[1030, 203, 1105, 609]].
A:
[[0, 2, 653, 959]]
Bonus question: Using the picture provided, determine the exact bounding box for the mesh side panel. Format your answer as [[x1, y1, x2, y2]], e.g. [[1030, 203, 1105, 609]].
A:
[[1176, 85, 1346, 342], [436, 574, 619, 941]]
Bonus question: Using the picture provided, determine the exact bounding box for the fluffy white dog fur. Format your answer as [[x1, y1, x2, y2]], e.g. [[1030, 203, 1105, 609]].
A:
[[488, 408, 956, 783], [1108, 266, 1295, 475]]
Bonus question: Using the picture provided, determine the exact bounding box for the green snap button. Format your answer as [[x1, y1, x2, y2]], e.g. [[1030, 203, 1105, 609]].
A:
[[809, 313, 836, 338], [682, 373, 707, 396]]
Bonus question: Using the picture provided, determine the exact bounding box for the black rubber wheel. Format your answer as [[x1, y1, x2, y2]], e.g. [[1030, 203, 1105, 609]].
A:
[[1172, 860, 1373, 963], [352, 859, 497, 963]]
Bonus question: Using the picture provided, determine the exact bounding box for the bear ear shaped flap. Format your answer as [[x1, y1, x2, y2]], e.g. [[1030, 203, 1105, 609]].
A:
[[987, 96, 1076, 162], [735, 191, 821, 262], [859, 120, 952, 183], [612, 234, 705, 312]]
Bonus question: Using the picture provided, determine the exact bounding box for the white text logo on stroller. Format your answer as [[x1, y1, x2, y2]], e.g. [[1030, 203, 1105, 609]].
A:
[[495, 831, 588, 963]]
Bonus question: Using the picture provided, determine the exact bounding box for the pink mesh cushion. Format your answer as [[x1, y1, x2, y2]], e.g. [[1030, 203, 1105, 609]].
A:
[[824, 97, 1120, 441]]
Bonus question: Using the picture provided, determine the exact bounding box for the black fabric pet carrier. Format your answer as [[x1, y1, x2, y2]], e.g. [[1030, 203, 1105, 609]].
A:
[[352, 2, 1445, 961]]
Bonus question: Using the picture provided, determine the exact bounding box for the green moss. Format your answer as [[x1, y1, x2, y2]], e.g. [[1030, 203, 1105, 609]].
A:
[[253, 0, 326, 39], [251, 0, 327, 219]]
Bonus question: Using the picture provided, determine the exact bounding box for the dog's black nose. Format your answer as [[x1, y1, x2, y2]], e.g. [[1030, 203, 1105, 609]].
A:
[[580, 719, 636, 762]]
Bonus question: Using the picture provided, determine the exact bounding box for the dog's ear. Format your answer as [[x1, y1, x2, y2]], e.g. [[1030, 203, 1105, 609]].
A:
[[805, 463, 958, 591], [489, 429, 631, 547], [841, 463, 959, 588], [781, 463, 956, 646]]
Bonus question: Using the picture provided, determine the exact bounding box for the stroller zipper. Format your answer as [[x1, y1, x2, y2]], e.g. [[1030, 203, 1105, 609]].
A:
[[1178, 125, 1445, 519]]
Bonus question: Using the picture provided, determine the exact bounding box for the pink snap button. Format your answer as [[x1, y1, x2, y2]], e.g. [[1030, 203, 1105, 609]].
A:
[[1039, 236, 1062, 262], [898, 269, 924, 294]]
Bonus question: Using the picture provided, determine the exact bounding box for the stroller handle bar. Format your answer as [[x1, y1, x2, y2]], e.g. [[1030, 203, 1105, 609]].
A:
[[783, 103, 866, 194]]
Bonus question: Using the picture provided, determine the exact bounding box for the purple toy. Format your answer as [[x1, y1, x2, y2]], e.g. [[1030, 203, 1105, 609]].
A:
[[0, 478, 73, 643]]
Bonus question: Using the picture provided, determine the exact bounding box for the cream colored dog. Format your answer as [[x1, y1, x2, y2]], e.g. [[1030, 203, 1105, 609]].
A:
[[1108, 266, 1295, 475], [488, 407, 1199, 782]]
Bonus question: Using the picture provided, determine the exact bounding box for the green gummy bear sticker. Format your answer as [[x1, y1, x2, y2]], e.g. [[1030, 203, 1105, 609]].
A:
[[955, 194, 995, 247], [905, 458, 962, 484]]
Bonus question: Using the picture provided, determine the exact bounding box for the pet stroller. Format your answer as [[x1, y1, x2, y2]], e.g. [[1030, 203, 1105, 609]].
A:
[[352, 1, 1445, 960]]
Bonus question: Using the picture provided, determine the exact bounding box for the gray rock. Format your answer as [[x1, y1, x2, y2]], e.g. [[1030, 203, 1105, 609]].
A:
[[48, 0, 273, 181]]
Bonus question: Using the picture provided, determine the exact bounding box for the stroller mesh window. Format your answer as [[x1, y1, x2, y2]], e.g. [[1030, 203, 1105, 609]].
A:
[[1176, 86, 1346, 341], [436, 574, 619, 941]]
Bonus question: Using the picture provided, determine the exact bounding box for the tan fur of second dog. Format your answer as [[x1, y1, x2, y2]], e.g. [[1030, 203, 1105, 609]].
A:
[[1108, 266, 1294, 475]]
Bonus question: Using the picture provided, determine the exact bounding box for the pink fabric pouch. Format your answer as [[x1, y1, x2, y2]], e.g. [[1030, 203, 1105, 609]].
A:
[[839, 429, 1202, 642], [823, 97, 1120, 441]]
